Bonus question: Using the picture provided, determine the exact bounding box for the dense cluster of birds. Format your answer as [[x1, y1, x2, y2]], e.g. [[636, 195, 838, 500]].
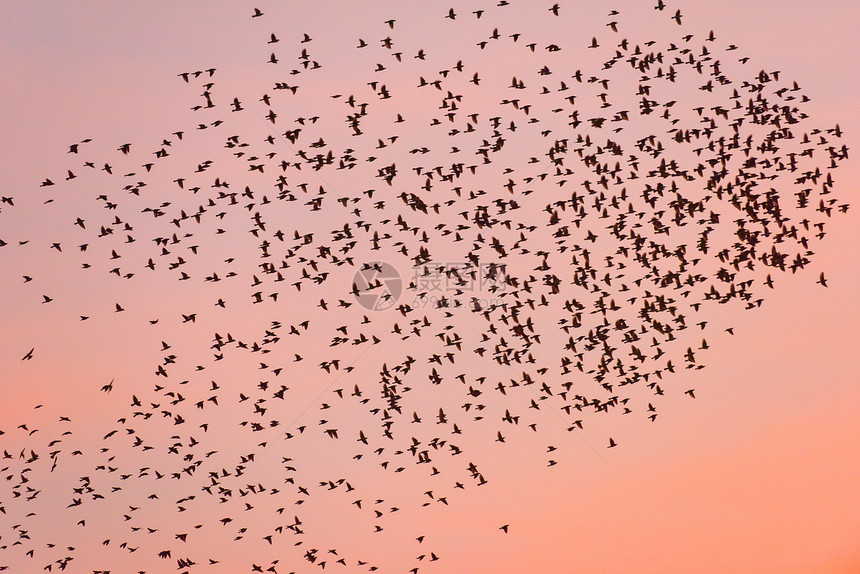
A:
[[0, 1, 849, 572]]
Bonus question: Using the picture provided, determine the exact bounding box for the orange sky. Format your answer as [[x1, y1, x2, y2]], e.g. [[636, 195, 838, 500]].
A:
[[0, 2, 857, 573]]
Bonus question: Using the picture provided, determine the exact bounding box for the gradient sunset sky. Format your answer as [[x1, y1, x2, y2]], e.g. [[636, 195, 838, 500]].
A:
[[0, 2, 857, 573]]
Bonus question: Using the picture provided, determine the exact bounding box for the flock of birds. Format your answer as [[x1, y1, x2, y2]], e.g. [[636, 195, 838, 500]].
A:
[[0, 1, 849, 573]]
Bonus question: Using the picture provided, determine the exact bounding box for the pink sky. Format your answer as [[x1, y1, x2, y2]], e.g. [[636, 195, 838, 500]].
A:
[[0, 2, 857, 573]]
